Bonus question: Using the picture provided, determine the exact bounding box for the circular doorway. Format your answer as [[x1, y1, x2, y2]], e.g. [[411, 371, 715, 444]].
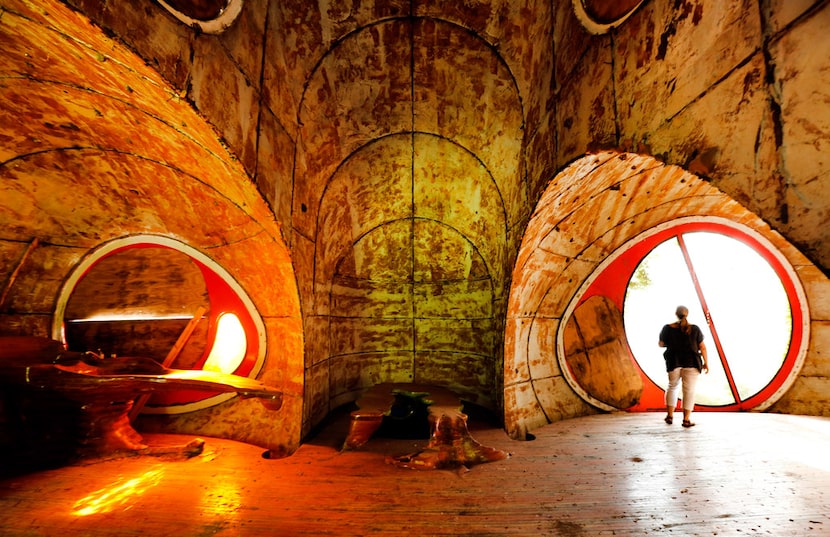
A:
[[559, 217, 809, 412]]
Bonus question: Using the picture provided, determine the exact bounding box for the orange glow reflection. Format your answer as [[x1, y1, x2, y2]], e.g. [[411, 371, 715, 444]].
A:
[[199, 476, 242, 517], [72, 467, 164, 516]]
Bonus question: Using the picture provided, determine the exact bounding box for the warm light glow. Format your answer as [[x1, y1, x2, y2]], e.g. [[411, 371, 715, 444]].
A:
[[202, 312, 247, 373], [69, 314, 195, 323], [199, 475, 243, 518], [72, 467, 164, 516]]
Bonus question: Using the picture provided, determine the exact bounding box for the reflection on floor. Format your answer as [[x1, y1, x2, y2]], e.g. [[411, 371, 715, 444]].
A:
[[1, 410, 828, 536]]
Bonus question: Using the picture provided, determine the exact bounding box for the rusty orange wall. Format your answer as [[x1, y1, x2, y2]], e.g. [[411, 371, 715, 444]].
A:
[[504, 151, 830, 438], [7, 0, 559, 436], [4, 0, 829, 445], [554, 0, 830, 271], [0, 0, 304, 453], [502, 0, 830, 437], [55, 0, 563, 434]]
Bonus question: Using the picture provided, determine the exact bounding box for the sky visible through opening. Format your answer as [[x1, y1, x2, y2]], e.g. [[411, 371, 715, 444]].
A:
[[624, 232, 792, 406]]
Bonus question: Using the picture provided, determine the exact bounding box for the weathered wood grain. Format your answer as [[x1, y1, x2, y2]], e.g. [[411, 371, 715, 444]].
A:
[[1, 412, 827, 536]]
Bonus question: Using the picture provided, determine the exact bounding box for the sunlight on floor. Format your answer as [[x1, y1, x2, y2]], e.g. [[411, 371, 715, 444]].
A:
[[72, 466, 165, 516]]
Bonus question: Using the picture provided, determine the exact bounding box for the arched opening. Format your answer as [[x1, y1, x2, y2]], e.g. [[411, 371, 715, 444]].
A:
[[202, 312, 247, 374], [571, 0, 646, 33], [156, 0, 243, 33], [504, 151, 817, 440], [55, 235, 267, 414], [562, 218, 809, 412]]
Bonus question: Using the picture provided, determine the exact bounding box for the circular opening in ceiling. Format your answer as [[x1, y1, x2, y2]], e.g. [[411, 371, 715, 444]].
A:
[[571, 0, 646, 34], [558, 217, 809, 413], [53, 235, 266, 414], [157, 0, 243, 34]]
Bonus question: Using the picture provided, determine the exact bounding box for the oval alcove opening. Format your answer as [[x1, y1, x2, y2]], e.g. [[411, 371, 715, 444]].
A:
[[54, 236, 266, 414], [571, 0, 647, 34]]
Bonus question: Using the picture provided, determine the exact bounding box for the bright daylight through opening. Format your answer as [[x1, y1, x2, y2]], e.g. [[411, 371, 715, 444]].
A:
[[624, 231, 792, 407]]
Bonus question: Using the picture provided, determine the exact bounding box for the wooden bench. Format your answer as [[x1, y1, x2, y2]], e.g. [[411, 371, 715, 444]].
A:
[[343, 383, 509, 470], [0, 337, 282, 468]]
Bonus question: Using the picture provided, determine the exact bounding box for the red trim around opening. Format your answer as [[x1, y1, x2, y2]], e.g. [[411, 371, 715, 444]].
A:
[[577, 221, 804, 412], [149, 258, 260, 406], [68, 243, 260, 408]]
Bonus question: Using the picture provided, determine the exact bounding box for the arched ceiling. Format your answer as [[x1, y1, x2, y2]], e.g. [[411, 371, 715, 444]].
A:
[[285, 5, 552, 412], [8, 0, 827, 441], [1, 0, 557, 437], [0, 4, 274, 247]]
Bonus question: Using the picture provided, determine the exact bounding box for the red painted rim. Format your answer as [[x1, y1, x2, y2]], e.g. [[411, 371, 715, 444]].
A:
[[578, 221, 805, 412], [68, 243, 261, 407]]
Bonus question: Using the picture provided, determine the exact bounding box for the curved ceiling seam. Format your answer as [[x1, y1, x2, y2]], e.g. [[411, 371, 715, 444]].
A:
[[515, 277, 604, 426], [516, 198, 740, 322], [525, 152, 622, 220], [0, 239, 82, 255], [412, 216, 497, 298], [329, 274, 494, 286], [435, 16, 526, 130], [532, 158, 668, 218], [3, 10, 171, 95], [525, 298, 565, 422], [1, 77, 242, 170], [326, 349, 495, 360], [527, 193, 734, 264], [509, 156, 708, 287], [102, 230, 273, 252], [510, 196, 734, 327], [1, 146, 246, 204], [529, 377, 555, 424], [292, 16, 527, 225], [294, 15, 525, 131], [311, 131, 511, 242], [0, 219, 270, 252], [1, 146, 270, 235], [310, 130, 410, 238], [290, 15, 411, 188], [199, 227, 272, 249], [414, 132, 511, 234], [529, 166, 708, 255], [0, 229, 266, 262], [77, 230, 273, 259], [294, 16, 401, 112], [523, 209, 765, 340], [327, 216, 498, 298]]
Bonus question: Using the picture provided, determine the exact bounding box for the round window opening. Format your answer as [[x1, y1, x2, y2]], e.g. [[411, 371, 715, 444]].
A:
[[571, 0, 646, 34], [53, 235, 266, 414], [560, 218, 808, 413], [157, 0, 243, 34]]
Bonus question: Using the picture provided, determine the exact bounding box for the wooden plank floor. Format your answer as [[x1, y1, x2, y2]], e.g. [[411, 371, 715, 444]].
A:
[[1, 410, 829, 536]]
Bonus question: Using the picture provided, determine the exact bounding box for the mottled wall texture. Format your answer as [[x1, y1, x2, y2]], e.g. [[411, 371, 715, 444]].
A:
[[0, 0, 304, 454], [506, 0, 830, 437], [1, 0, 828, 452]]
